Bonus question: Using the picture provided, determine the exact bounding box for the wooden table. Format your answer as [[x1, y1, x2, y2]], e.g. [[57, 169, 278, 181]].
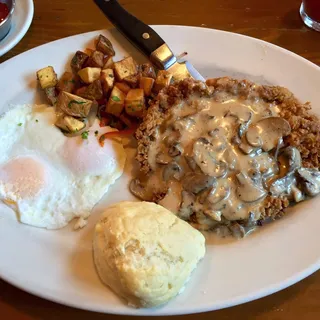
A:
[[1, 0, 320, 319]]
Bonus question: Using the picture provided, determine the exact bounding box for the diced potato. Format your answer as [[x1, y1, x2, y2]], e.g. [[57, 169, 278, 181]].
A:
[[114, 82, 131, 94], [55, 115, 86, 133], [44, 87, 58, 105], [71, 51, 89, 73], [76, 80, 103, 100], [78, 67, 101, 84], [57, 72, 77, 93], [100, 69, 115, 94], [96, 34, 115, 56], [84, 48, 94, 56], [103, 56, 114, 70], [140, 63, 156, 79], [139, 77, 155, 96], [154, 70, 173, 92], [86, 50, 104, 68], [57, 91, 93, 117], [114, 57, 137, 81], [36, 66, 58, 89], [124, 74, 139, 88], [125, 89, 145, 118], [106, 86, 126, 117]]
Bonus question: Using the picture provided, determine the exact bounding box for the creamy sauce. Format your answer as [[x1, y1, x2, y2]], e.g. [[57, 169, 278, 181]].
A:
[[144, 95, 279, 223]]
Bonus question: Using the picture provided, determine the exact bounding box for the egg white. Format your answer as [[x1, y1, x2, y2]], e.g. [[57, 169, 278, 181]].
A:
[[0, 104, 126, 229]]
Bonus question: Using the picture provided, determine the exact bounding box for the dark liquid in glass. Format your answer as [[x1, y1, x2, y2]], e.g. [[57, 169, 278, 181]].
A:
[[303, 0, 320, 22]]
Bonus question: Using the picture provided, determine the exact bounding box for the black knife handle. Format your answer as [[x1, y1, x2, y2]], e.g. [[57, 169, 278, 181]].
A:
[[94, 0, 165, 57]]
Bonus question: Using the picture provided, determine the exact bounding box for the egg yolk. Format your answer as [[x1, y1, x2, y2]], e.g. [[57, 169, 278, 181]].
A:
[[0, 157, 47, 199]]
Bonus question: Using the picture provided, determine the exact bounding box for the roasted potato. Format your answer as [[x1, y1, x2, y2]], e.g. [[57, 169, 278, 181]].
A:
[[78, 67, 101, 84], [84, 48, 94, 56], [103, 56, 114, 70], [55, 115, 86, 133], [124, 74, 140, 88], [114, 82, 131, 94], [114, 57, 138, 81], [140, 63, 156, 79], [71, 51, 89, 73], [154, 70, 173, 92], [139, 77, 154, 96], [36, 66, 58, 89], [57, 91, 93, 117], [96, 34, 115, 56], [44, 87, 58, 105], [100, 69, 115, 94], [106, 86, 126, 117], [57, 72, 77, 93], [86, 50, 104, 68], [125, 89, 145, 118], [76, 80, 103, 100]]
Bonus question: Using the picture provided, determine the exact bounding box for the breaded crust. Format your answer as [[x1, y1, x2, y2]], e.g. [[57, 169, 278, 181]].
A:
[[135, 77, 320, 223]]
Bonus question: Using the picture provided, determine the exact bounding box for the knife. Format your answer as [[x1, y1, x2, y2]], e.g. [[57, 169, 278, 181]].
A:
[[93, 0, 205, 82]]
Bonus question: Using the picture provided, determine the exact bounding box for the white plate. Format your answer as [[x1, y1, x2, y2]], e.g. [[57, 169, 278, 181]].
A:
[[0, 0, 34, 57], [0, 26, 320, 316]]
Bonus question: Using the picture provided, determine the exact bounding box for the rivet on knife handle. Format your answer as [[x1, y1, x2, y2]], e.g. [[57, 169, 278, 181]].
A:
[[94, 0, 175, 69]]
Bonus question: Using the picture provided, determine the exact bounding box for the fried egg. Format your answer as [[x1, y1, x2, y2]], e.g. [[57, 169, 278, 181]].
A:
[[0, 104, 126, 229]]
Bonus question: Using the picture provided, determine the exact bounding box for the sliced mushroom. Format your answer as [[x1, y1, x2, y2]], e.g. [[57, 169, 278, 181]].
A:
[[296, 168, 320, 197], [248, 168, 262, 184], [246, 117, 291, 151], [236, 172, 267, 203], [182, 172, 216, 194], [278, 146, 302, 174], [156, 152, 172, 165], [229, 222, 246, 239], [291, 185, 304, 202], [226, 106, 252, 123], [163, 131, 181, 147], [178, 191, 195, 220], [163, 162, 183, 181], [203, 209, 222, 222], [269, 174, 295, 196], [168, 142, 183, 157], [193, 138, 228, 177], [129, 178, 152, 201], [273, 137, 283, 162], [198, 184, 218, 204], [231, 134, 241, 146], [238, 140, 258, 155], [195, 211, 217, 230], [207, 185, 230, 205], [238, 112, 253, 137], [223, 149, 237, 170], [185, 155, 198, 171], [244, 212, 257, 228], [209, 136, 227, 152]]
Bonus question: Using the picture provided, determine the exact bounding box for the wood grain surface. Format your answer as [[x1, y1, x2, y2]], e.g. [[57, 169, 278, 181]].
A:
[[1, 0, 320, 319]]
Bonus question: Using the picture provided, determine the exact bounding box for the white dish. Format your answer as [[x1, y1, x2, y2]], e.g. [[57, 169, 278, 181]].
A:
[[0, 26, 320, 316], [0, 0, 34, 57]]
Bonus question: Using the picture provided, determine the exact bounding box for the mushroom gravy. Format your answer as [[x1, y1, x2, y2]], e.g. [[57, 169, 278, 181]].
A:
[[131, 79, 320, 238], [142, 95, 279, 221]]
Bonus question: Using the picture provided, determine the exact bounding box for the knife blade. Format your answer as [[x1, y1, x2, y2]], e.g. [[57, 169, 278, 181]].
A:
[[93, 0, 205, 82]]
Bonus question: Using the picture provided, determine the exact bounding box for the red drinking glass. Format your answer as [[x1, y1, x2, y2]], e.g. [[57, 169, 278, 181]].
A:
[[300, 0, 320, 31]]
